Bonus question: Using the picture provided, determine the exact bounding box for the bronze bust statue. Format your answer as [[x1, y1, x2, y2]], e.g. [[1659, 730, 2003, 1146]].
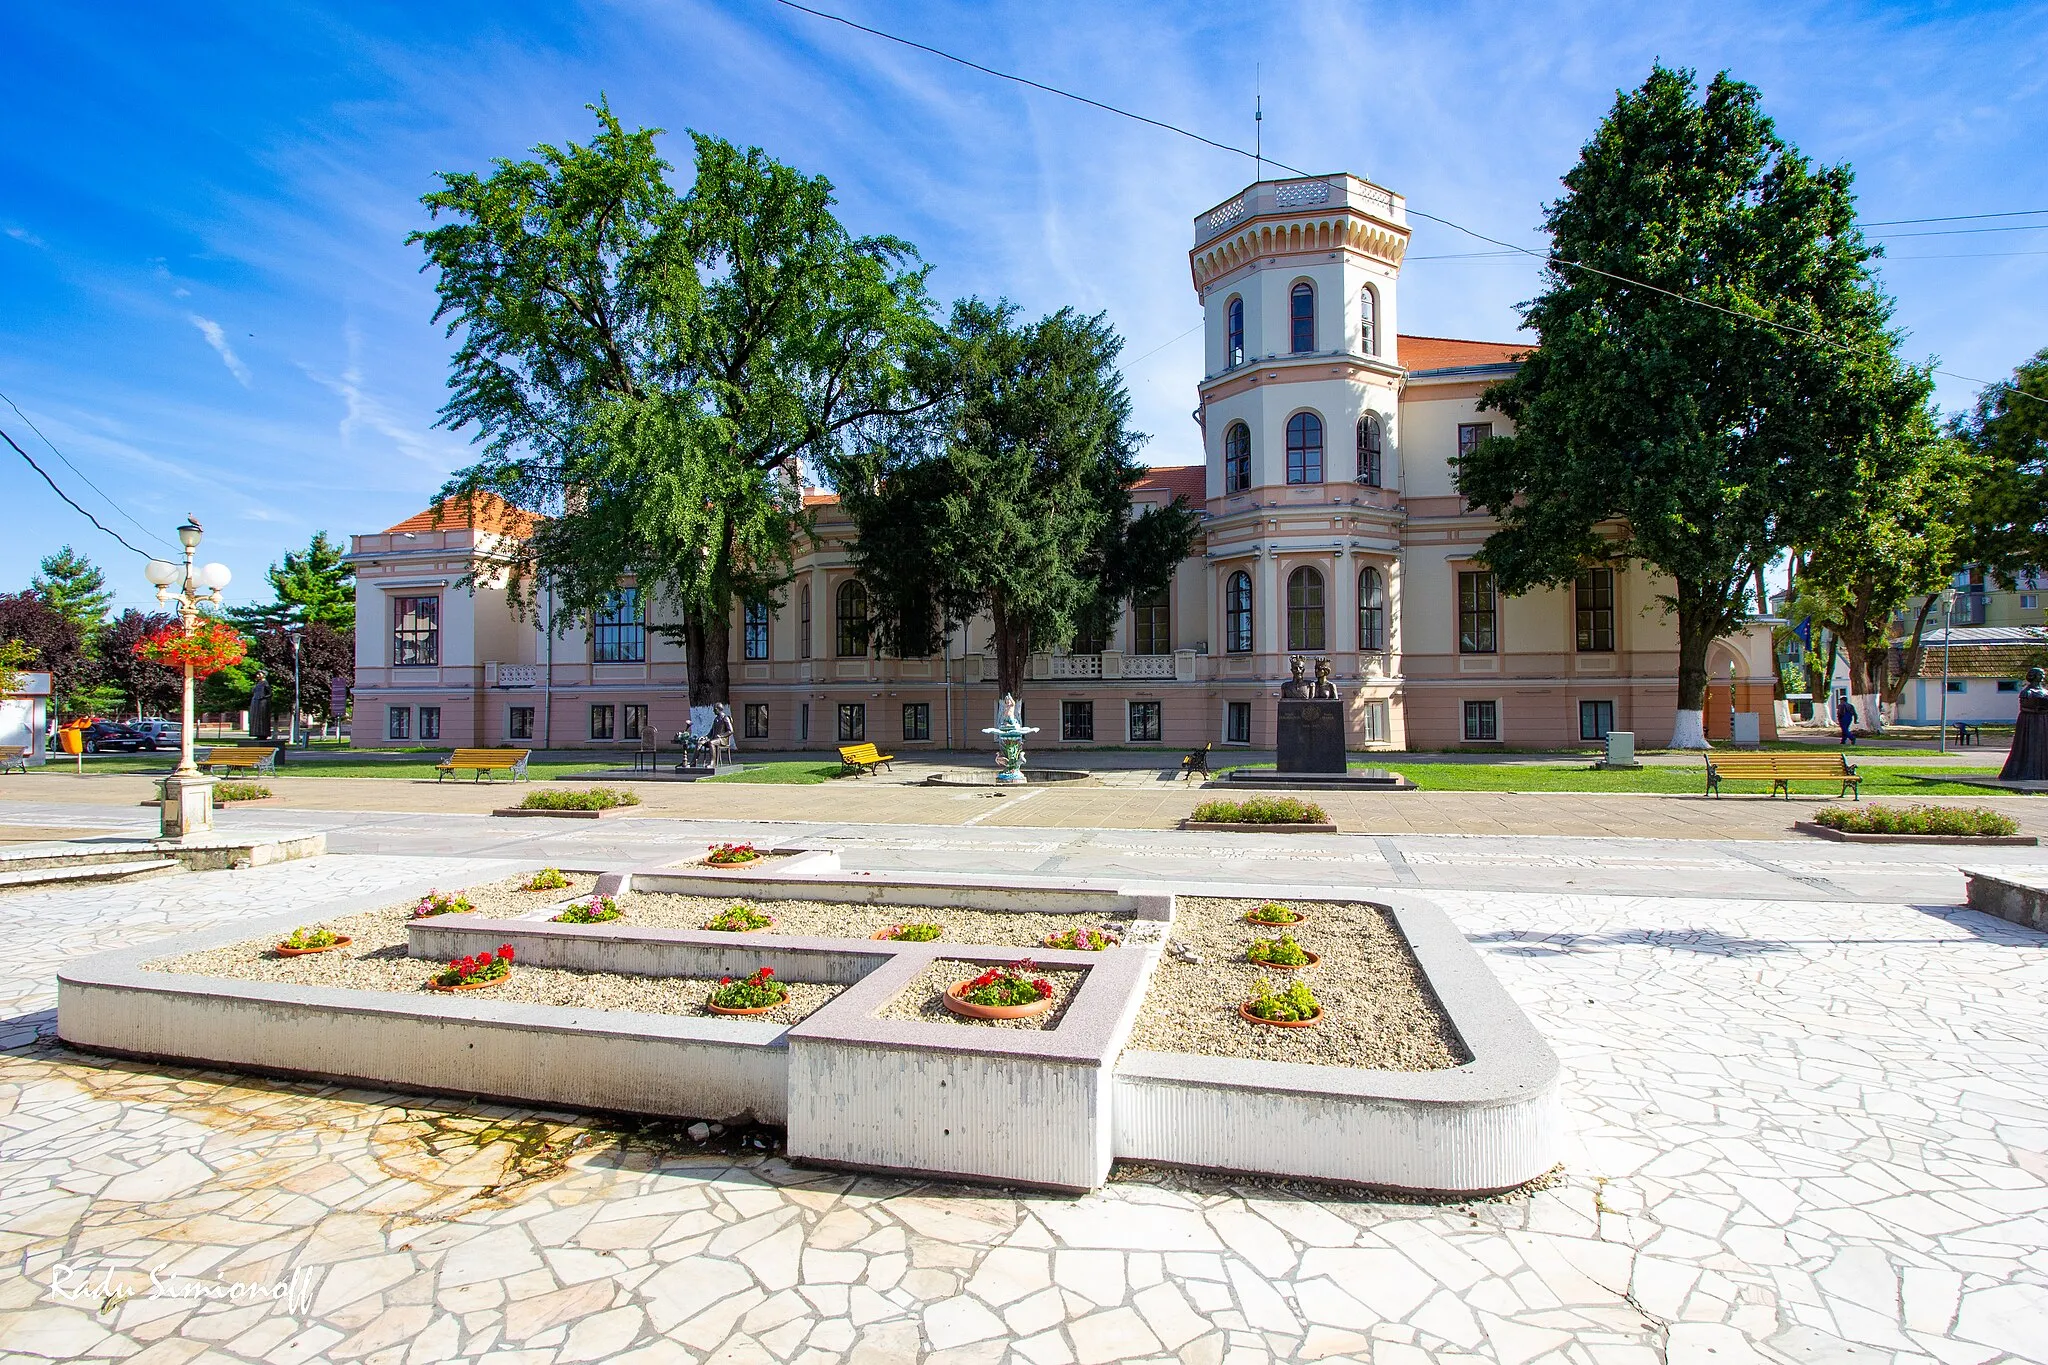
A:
[[1279, 656, 1313, 700], [1310, 657, 1339, 700]]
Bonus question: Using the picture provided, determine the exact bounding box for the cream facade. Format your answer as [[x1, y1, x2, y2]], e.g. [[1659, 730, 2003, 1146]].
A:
[[348, 172, 1778, 753]]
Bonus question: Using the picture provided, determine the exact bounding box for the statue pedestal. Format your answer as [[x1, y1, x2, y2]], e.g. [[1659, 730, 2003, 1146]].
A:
[[1277, 700, 1346, 774], [160, 774, 216, 840]]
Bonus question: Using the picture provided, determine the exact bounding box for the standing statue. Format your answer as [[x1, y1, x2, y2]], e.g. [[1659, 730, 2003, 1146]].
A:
[[982, 693, 1040, 784], [2001, 667, 2048, 781], [1279, 656, 1313, 699], [1310, 658, 1340, 699]]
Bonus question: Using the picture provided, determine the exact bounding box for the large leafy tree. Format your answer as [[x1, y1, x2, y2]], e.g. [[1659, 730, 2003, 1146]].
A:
[[95, 609, 183, 719], [416, 103, 938, 706], [0, 591, 94, 716], [828, 300, 1199, 697], [235, 531, 355, 632], [1455, 65, 1914, 747], [1959, 348, 2048, 578], [244, 621, 354, 728], [32, 546, 113, 645]]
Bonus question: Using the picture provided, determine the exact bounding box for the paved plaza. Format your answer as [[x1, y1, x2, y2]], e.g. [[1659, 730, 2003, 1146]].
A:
[[2, 796, 2045, 1364]]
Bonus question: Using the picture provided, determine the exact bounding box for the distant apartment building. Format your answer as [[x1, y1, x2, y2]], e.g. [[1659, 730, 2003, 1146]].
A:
[[348, 172, 1779, 752]]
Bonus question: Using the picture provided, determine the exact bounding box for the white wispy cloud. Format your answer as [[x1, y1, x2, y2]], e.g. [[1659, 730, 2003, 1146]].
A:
[[299, 325, 461, 473], [187, 314, 252, 386], [5, 225, 46, 248]]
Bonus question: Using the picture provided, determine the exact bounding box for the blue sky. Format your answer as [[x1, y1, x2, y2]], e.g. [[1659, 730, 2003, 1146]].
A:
[[4, 1, 2045, 613]]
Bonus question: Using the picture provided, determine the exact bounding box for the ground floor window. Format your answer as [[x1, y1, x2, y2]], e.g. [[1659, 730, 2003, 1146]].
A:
[[1579, 699, 1614, 741], [1225, 701, 1252, 744], [1359, 700, 1389, 743], [387, 706, 410, 741], [624, 704, 649, 741], [508, 706, 534, 741], [800, 703, 810, 742], [1128, 700, 1162, 742], [837, 703, 865, 742], [590, 704, 615, 740], [2000, 679, 2020, 693], [1061, 700, 1094, 742], [902, 703, 931, 741], [418, 706, 441, 741], [1463, 700, 1499, 742], [1947, 680, 1967, 693], [745, 703, 770, 739]]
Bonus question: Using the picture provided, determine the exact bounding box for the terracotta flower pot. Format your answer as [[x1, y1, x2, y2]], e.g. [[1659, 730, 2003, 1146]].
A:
[[703, 917, 776, 933], [1245, 949, 1319, 971], [1042, 931, 1120, 950], [872, 925, 942, 941], [1238, 1002, 1322, 1028], [944, 982, 1054, 1020], [1242, 909, 1307, 927], [705, 996, 787, 1016], [275, 935, 351, 957], [428, 969, 512, 993], [704, 854, 761, 868]]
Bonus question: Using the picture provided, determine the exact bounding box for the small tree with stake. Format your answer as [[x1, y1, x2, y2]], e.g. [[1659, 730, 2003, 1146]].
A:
[[1455, 65, 1918, 748]]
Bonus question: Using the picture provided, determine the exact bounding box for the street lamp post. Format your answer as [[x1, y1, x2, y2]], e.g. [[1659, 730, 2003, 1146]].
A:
[[143, 521, 231, 839], [1939, 588, 1957, 755], [288, 611, 305, 748]]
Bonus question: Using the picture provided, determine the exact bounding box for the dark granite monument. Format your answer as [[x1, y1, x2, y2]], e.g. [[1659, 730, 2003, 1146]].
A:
[[1276, 656, 1347, 773]]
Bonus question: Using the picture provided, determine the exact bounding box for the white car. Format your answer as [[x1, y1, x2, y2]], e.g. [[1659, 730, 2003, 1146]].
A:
[[129, 718, 183, 744]]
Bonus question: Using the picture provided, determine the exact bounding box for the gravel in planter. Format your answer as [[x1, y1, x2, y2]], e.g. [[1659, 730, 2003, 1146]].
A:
[[1126, 896, 1468, 1070], [613, 891, 1133, 948], [875, 958, 1088, 1031], [141, 873, 838, 1023]]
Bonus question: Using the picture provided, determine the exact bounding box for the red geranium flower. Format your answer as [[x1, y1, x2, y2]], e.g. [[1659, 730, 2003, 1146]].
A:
[[499, 944, 514, 959], [759, 966, 773, 977]]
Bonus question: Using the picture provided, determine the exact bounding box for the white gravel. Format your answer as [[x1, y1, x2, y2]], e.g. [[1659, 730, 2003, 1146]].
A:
[[613, 891, 1132, 949], [1125, 896, 1468, 1070], [875, 958, 1088, 1031]]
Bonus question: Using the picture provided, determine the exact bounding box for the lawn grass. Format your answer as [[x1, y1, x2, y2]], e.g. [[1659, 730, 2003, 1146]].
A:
[[1220, 761, 1999, 796], [701, 762, 849, 785]]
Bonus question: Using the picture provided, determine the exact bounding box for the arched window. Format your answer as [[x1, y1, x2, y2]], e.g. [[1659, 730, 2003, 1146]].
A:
[[1357, 413, 1383, 487], [835, 579, 869, 657], [1224, 422, 1252, 492], [1359, 567, 1386, 651], [1287, 567, 1326, 651], [798, 583, 812, 659], [1225, 571, 1253, 653], [1285, 412, 1324, 484], [1226, 297, 1244, 367], [1290, 282, 1315, 353], [1360, 285, 1378, 356], [743, 601, 770, 660]]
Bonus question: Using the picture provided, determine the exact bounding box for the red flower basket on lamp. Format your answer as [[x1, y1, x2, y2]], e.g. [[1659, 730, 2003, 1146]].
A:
[[132, 617, 247, 677]]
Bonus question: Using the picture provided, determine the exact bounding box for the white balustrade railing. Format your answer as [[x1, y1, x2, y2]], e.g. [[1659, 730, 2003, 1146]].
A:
[[1122, 654, 1176, 679], [491, 663, 541, 688], [1049, 654, 1103, 679]]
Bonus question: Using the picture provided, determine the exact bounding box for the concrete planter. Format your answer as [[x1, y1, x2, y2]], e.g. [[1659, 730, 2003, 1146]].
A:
[[1964, 869, 2048, 932], [1180, 820, 1339, 834], [1793, 821, 2035, 846]]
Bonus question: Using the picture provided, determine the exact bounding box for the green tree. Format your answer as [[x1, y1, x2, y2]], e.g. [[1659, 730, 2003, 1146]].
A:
[[415, 102, 937, 706], [95, 610, 183, 719], [32, 545, 113, 645], [0, 638, 35, 695], [239, 531, 355, 632], [1959, 348, 2048, 579], [1454, 65, 1915, 747], [0, 592, 96, 716], [828, 300, 1199, 696]]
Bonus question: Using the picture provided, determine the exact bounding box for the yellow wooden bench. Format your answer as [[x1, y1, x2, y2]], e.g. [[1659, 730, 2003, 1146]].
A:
[[197, 746, 279, 775], [0, 745, 28, 774], [436, 748, 532, 782], [1704, 752, 1860, 800], [837, 742, 895, 776]]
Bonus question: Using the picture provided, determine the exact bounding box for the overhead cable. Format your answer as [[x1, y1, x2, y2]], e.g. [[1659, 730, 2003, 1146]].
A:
[[2, 426, 154, 558]]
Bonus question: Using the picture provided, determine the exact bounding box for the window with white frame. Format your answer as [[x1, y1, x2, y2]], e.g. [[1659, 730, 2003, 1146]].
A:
[[1128, 699, 1162, 742], [1458, 571, 1497, 654], [901, 703, 930, 742], [418, 706, 441, 741], [589, 704, 615, 740], [392, 596, 439, 667], [1286, 566, 1325, 651], [1289, 282, 1315, 353], [1359, 285, 1378, 356], [1463, 699, 1499, 741], [1579, 700, 1614, 741], [1225, 701, 1251, 744], [387, 706, 411, 740], [1286, 412, 1324, 484], [508, 706, 534, 741], [1224, 422, 1251, 493], [592, 589, 645, 662], [1356, 413, 1382, 487], [1225, 571, 1253, 653]]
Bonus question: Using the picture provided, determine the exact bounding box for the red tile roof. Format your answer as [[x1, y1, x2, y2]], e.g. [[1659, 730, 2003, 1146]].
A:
[[801, 491, 841, 508], [1135, 464, 1205, 504], [1398, 334, 1530, 371], [383, 492, 542, 537]]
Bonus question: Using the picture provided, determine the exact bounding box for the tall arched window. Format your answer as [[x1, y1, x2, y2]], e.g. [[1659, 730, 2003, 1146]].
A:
[[1226, 296, 1244, 367], [1359, 567, 1386, 651], [1287, 567, 1326, 651], [1357, 413, 1383, 487], [1289, 282, 1315, 353], [835, 579, 869, 657], [798, 583, 812, 659], [1359, 285, 1378, 356], [1224, 422, 1252, 492], [1225, 571, 1253, 653], [1286, 412, 1324, 484]]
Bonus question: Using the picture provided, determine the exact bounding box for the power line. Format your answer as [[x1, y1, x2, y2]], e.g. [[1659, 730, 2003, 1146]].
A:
[[1857, 208, 2048, 227], [775, 0, 2046, 407], [3, 426, 154, 559], [0, 389, 173, 550], [1866, 223, 2048, 239]]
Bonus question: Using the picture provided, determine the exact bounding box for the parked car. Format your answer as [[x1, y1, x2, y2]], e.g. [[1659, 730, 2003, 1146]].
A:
[[129, 718, 182, 745], [79, 721, 153, 753]]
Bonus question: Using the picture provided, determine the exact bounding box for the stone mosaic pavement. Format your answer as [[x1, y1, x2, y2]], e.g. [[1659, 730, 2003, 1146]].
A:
[[1, 835, 2045, 1364]]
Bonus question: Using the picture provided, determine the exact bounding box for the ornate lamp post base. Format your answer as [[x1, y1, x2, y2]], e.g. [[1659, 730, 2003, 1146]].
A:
[[160, 774, 217, 840]]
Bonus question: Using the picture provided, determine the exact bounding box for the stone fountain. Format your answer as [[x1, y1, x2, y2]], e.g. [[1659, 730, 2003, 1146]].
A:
[[982, 693, 1038, 785]]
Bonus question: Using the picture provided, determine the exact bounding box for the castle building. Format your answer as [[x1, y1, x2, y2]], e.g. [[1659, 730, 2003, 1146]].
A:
[[347, 174, 1780, 753]]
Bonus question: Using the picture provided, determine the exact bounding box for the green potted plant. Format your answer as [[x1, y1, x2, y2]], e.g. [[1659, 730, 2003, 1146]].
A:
[[943, 959, 1056, 1020], [1240, 978, 1322, 1027], [410, 890, 477, 920], [703, 902, 776, 933], [1245, 933, 1317, 969], [553, 895, 621, 924], [872, 922, 943, 941], [706, 966, 789, 1015], [429, 945, 515, 992], [276, 926, 350, 957], [1041, 926, 1120, 951], [705, 842, 763, 866], [1242, 902, 1306, 927], [521, 868, 571, 892]]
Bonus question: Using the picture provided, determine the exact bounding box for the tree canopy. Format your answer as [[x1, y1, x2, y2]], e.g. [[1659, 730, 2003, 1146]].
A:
[[1959, 348, 2048, 580], [827, 299, 1199, 697], [415, 101, 938, 704], [32, 546, 112, 644], [1455, 64, 1919, 746]]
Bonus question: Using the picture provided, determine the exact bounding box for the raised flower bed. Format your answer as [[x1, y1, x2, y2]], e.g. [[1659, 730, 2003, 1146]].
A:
[[429, 945, 514, 992], [706, 966, 788, 1016], [1183, 796, 1337, 834], [1798, 804, 2035, 846], [944, 959, 1055, 1021], [275, 926, 349, 957], [495, 787, 643, 819]]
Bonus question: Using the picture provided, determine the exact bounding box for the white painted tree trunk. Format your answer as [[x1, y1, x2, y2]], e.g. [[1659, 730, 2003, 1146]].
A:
[[1670, 708, 1709, 750], [1857, 692, 1885, 735]]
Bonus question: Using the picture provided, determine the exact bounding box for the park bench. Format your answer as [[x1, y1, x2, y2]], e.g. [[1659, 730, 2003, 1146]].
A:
[[197, 746, 279, 775], [436, 748, 532, 783], [1180, 742, 1212, 781], [837, 742, 894, 776], [1703, 751, 1860, 800], [0, 745, 27, 774]]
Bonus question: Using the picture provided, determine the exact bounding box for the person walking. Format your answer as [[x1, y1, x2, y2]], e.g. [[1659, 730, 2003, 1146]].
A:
[[1836, 695, 1858, 746]]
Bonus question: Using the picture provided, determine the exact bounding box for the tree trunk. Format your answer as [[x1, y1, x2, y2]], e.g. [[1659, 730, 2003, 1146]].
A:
[[990, 598, 1031, 698], [1670, 581, 1720, 750], [684, 605, 731, 707]]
